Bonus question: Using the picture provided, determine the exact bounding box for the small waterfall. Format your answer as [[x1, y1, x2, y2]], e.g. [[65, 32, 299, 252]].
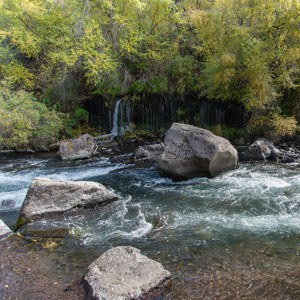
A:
[[111, 99, 123, 136]]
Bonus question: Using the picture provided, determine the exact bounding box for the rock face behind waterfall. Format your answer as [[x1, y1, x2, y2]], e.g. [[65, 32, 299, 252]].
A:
[[18, 178, 120, 224], [83, 246, 171, 300], [158, 123, 238, 180], [58, 134, 97, 160]]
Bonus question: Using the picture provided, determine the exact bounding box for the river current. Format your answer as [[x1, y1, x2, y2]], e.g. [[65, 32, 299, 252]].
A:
[[1, 153, 300, 299]]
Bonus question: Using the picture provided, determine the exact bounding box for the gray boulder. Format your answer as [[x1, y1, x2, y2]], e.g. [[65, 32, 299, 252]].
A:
[[0, 219, 12, 240], [84, 246, 171, 300], [240, 138, 282, 161], [135, 143, 165, 168], [18, 178, 120, 225], [158, 123, 238, 180], [58, 134, 97, 160]]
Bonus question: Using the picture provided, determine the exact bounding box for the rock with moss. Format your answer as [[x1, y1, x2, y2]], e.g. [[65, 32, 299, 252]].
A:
[[57, 134, 97, 160], [158, 123, 238, 180], [83, 246, 171, 300], [0, 219, 12, 240], [18, 178, 120, 227], [20, 225, 70, 239]]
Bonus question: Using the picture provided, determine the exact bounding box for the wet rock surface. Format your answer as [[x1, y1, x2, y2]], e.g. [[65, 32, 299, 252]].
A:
[[0, 218, 12, 240], [58, 134, 97, 160], [240, 138, 282, 161], [18, 178, 120, 224], [240, 138, 300, 163], [20, 226, 71, 239], [135, 142, 165, 168], [158, 123, 238, 180], [84, 246, 171, 300], [0, 236, 85, 300]]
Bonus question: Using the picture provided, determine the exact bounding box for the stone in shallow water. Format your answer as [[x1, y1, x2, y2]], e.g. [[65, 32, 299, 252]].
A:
[[0, 236, 85, 300], [0, 218, 12, 240], [18, 178, 120, 226], [84, 246, 171, 300], [0, 199, 16, 209]]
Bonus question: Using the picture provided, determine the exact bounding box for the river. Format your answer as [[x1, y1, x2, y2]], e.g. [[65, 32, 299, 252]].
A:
[[1, 152, 300, 299]]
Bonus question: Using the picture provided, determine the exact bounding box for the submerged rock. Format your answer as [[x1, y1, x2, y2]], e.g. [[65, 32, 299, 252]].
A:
[[0, 199, 16, 209], [158, 123, 238, 180], [0, 219, 12, 240], [58, 134, 97, 160], [20, 226, 70, 239], [83, 246, 171, 300], [18, 178, 120, 226], [0, 235, 85, 299]]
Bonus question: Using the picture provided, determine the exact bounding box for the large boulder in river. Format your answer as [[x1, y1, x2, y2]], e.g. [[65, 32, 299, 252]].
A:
[[58, 134, 97, 160], [83, 246, 171, 300], [158, 123, 238, 180], [18, 178, 120, 226], [0, 219, 12, 240]]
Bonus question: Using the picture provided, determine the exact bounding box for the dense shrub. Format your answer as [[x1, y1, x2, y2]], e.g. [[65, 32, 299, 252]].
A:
[[0, 87, 62, 149], [247, 113, 298, 139]]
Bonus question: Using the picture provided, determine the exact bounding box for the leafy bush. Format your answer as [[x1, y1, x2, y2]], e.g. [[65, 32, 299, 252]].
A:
[[0, 87, 62, 149], [247, 113, 298, 139], [61, 107, 97, 138]]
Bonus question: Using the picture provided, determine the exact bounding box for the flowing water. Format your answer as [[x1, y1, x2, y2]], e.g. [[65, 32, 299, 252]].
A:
[[1, 153, 300, 299], [111, 99, 123, 137]]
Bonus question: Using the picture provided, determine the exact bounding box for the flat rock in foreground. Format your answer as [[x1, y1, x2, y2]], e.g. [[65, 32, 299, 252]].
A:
[[158, 123, 238, 180], [0, 219, 12, 240], [19, 178, 120, 223], [84, 246, 171, 300]]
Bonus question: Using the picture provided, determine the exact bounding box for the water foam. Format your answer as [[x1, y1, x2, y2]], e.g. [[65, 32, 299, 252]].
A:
[[0, 158, 127, 210], [171, 210, 300, 235], [80, 199, 153, 245]]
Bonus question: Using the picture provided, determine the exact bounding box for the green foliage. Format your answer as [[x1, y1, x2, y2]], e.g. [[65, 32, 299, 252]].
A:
[[0, 85, 62, 149], [124, 128, 165, 141], [0, 0, 300, 140], [186, 0, 300, 136], [61, 107, 96, 138], [74, 108, 89, 124], [204, 124, 246, 141], [247, 113, 298, 139]]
